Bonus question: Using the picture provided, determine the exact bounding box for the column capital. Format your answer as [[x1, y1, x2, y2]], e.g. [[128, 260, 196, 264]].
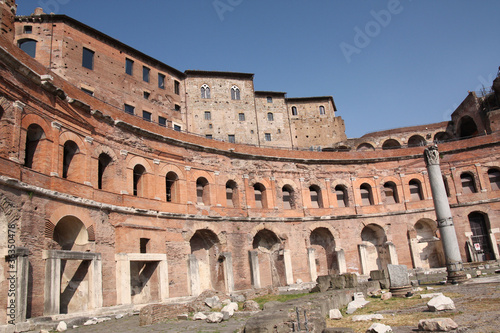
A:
[[424, 145, 440, 166]]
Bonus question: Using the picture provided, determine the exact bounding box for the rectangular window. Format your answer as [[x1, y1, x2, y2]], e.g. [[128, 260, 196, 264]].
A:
[[174, 80, 180, 95], [159, 116, 167, 127], [142, 110, 152, 122], [125, 58, 133, 75], [124, 104, 135, 115], [206, 134, 213, 139], [204, 111, 211, 120], [319, 106, 326, 115], [267, 96, 273, 103], [175, 104, 181, 112], [265, 133, 271, 141], [143, 66, 150, 82], [174, 124, 181, 132], [81, 87, 94, 96], [24, 26, 32, 34], [82, 47, 94, 70], [143, 91, 150, 99], [238, 113, 245, 121], [158, 73, 165, 89], [228, 134, 235, 143]]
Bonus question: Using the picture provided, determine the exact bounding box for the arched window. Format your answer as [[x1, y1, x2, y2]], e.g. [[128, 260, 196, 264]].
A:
[[357, 143, 375, 151], [133, 164, 146, 197], [382, 139, 401, 150], [62, 140, 79, 179], [409, 179, 423, 201], [253, 183, 267, 208], [408, 135, 426, 147], [434, 132, 451, 143], [291, 106, 298, 116], [383, 182, 398, 204], [18, 38, 37, 58], [231, 85, 240, 100], [335, 185, 348, 207], [225, 180, 238, 208], [24, 124, 45, 169], [282, 185, 294, 209], [309, 185, 323, 208], [201, 84, 210, 99], [166, 171, 179, 202], [488, 169, 500, 191], [360, 183, 373, 206], [196, 177, 210, 205], [267, 112, 274, 121], [458, 116, 478, 138], [319, 106, 325, 115], [461, 173, 477, 194], [97, 153, 113, 190]]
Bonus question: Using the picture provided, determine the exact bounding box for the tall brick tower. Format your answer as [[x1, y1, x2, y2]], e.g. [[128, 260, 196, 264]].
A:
[[0, 0, 16, 41]]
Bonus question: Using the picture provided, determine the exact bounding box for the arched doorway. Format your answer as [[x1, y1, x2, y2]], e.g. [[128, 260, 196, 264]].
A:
[[310, 228, 337, 276], [189, 230, 225, 295], [468, 212, 494, 261], [410, 219, 444, 269], [252, 229, 285, 288], [359, 224, 390, 274]]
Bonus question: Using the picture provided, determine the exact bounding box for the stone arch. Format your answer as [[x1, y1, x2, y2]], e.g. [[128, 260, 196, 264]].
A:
[[59, 131, 87, 182], [331, 179, 351, 208], [53, 216, 89, 251], [409, 178, 424, 201], [357, 142, 375, 151], [276, 179, 300, 210], [127, 156, 154, 198], [93, 146, 119, 192], [252, 228, 286, 288], [160, 164, 186, 203], [460, 171, 477, 194], [434, 131, 451, 143], [457, 116, 478, 138], [408, 135, 426, 147], [189, 229, 225, 294], [359, 223, 390, 273], [21, 114, 53, 173], [382, 139, 401, 150], [309, 227, 338, 275], [409, 219, 444, 269], [48, 205, 95, 244], [467, 211, 495, 261], [248, 179, 272, 209]]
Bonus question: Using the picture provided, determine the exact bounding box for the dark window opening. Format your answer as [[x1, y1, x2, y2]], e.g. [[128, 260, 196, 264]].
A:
[[319, 105, 325, 115], [18, 39, 37, 58], [228, 134, 235, 143], [204, 111, 211, 120], [140, 238, 150, 253], [174, 80, 180, 95], [24, 124, 45, 169], [175, 104, 181, 112], [98, 153, 112, 190], [174, 124, 181, 132], [63, 141, 79, 179], [461, 173, 477, 194], [201, 84, 210, 98], [143, 91, 150, 99], [159, 116, 167, 127], [360, 183, 373, 206], [335, 185, 348, 207], [124, 104, 135, 115], [142, 110, 152, 122], [267, 112, 274, 121], [309, 185, 322, 208], [409, 179, 424, 201], [488, 169, 500, 191], [383, 182, 398, 204], [231, 86, 240, 100], [133, 164, 146, 196], [205, 134, 212, 139], [81, 87, 94, 96], [166, 171, 178, 202], [158, 73, 165, 89], [82, 47, 94, 70], [24, 26, 32, 34], [282, 185, 294, 209], [265, 133, 271, 141], [125, 58, 133, 75], [238, 113, 245, 121], [267, 96, 272, 103], [143, 66, 150, 82]]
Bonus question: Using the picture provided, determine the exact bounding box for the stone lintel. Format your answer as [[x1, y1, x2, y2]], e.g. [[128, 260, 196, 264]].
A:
[[42, 250, 101, 261], [115, 253, 167, 262]]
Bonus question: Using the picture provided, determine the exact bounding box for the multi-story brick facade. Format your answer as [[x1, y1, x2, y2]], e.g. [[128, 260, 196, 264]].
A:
[[0, 2, 499, 328]]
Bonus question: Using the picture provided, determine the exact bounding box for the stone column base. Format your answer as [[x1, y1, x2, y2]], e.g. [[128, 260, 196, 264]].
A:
[[389, 285, 412, 297]]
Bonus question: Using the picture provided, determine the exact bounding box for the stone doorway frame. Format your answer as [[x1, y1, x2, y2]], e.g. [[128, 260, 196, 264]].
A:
[[43, 250, 102, 316], [115, 253, 168, 305]]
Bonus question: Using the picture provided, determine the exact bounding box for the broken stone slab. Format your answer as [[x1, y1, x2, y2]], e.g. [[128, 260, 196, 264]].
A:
[[366, 323, 393, 333], [193, 312, 207, 320], [353, 292, 365, 300], [352, 314, 384, 322], [83, 318, 98, 326], [206, 312, 224, 323], [329, 309, 342, 320], [243, 300, 260, 311], [370, 269, 390, 289], [427, 295, 455, 312], [231, 294, 246, 303], [323, 328, 354, 333], [316, 275, 332, 292], [205, 296, 221, 309], [56, 321, 67, 332], [381, 292, 392, 300], [420, 292, 444, 299], [96, 317, 111, 323], [177, 314, 189, 320], [346, 298, 370, 314], [418, 318, 458, 331], [343, 273, 358, 288]]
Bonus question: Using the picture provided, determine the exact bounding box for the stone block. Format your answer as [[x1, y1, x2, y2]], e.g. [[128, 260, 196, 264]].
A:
[[230, 294, 246, 303], [427, 295, 455, 312], [352, 314, 383, 321], [387, 264, 410, 288], [193, 312, 207, 320], [243, 300, 260, 311], [418, 318, 458, 331], [331, 275, 346, 289], [342, 273, 358, 288], [381, 292, 392, 300], [322, 328, 354, 333], [420, 292, 443, 299], [366, 323, 392, 333], [329, 309, 342, 320], [316, 275, 332, 292], [206, 312, 224, 323]]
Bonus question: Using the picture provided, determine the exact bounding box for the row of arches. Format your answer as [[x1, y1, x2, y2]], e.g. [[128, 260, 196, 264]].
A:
[[22, 121, 500, 209]]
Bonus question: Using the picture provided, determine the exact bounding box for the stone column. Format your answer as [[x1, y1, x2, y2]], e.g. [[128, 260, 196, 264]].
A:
[[249, 250, 260, 289], [188, 254, 200, 296], [283, 249, 294, 285], [222, 252, 234, 293], [43, 256, 61, 315], [115, 254, 132, 305], [14, 247, 29, 323], [307, 248, 317, 282], [386, 242, 399, 265], [408, 238, 423, 269], [424, 145, 467, 284], [335, 248, 347, 274], [358, 244, 369, 275]]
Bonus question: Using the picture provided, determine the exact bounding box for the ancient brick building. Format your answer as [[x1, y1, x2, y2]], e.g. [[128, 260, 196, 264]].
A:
[[1, 2, 499, 328]]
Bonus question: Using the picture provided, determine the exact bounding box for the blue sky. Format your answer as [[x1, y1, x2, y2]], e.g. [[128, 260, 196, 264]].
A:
[[17, 1, 500, 138]]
